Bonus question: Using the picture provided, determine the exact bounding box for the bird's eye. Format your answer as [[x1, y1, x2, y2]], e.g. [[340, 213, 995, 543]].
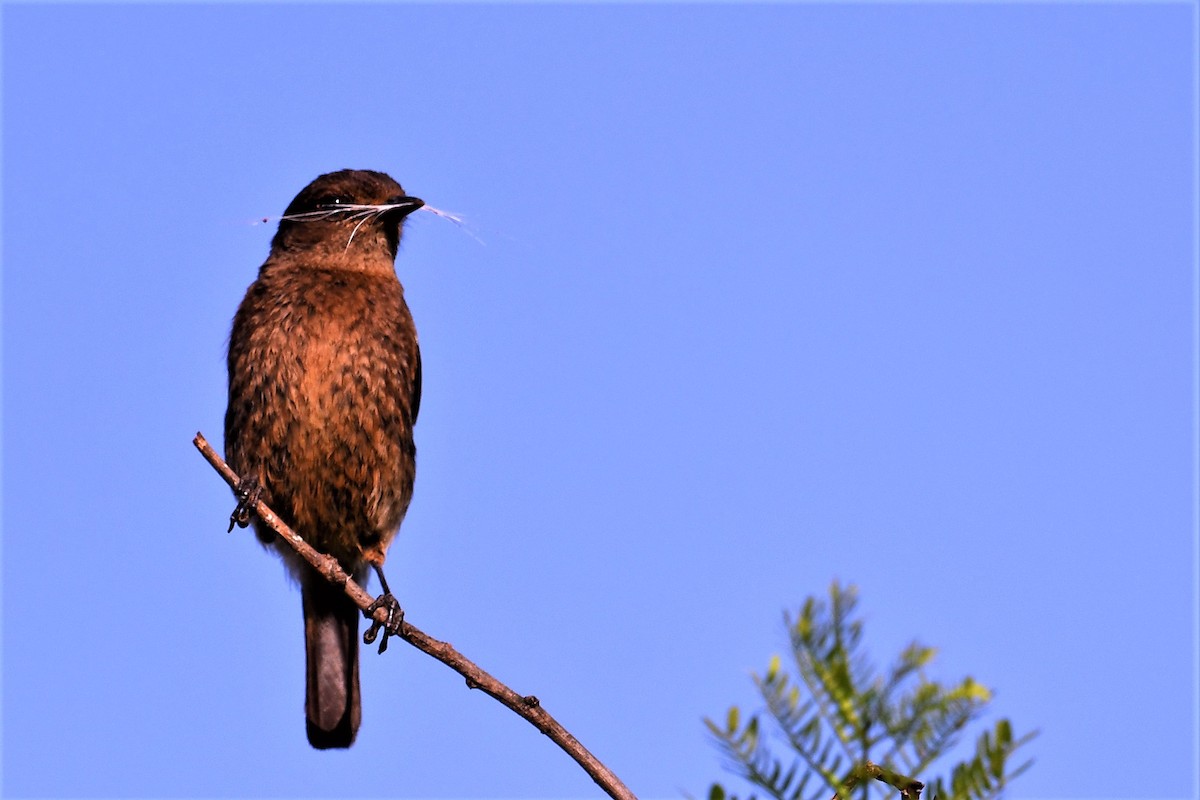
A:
[[315, 195, 352, 210]]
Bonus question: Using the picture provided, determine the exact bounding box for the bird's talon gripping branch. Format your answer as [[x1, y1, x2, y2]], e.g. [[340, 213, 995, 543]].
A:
[[364, 593, 404, 654], [227, 476, 262, 532]]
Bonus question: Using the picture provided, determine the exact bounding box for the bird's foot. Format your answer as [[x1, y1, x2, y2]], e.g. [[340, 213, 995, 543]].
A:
[[227, 476, 262, 532], [364, 593, 405, 654]]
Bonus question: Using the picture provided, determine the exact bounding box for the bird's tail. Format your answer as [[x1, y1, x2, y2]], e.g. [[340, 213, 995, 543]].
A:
[[301, 569, 362, 749]]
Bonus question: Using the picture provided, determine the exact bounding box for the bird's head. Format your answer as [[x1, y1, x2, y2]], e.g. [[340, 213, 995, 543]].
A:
[[270, 169, 424, 267]]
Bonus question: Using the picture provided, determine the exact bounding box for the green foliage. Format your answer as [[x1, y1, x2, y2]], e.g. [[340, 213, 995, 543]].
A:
[[705, 582, 1035, 800]]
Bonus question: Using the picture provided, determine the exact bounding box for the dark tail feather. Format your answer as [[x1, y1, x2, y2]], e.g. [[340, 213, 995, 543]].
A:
[[301, 570, 361, 749]]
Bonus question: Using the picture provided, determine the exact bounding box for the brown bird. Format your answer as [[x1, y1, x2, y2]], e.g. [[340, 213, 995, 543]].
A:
[[224, 169, 424, 749]]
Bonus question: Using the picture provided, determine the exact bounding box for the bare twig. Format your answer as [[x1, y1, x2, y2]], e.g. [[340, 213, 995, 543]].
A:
[[193, 431, 636, 800]]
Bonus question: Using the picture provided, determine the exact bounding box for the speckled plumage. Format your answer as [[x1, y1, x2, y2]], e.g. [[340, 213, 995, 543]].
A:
[[225, 170, 423, 749]]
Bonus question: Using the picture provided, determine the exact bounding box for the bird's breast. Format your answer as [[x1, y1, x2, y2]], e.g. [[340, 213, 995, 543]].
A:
[[229, 267, 419, 563]]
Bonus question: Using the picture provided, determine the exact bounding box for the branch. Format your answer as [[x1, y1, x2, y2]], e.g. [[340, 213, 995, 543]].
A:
[[836, 761, 924, 800], [193, 432, 636, 800]]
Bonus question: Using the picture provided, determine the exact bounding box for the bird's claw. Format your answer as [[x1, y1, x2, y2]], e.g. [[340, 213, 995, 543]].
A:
[[228, 477, 262, 532], [363, 593, 404, 654]]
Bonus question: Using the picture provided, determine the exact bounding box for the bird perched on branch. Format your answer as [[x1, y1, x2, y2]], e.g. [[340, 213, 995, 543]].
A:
[[224, 169, 424, 749]]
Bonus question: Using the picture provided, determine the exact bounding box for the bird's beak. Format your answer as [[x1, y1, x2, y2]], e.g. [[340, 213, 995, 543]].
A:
[[384, 196, 425, 219]]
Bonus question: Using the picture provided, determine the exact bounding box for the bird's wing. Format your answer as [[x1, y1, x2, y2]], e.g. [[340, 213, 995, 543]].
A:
[[411, 343, 422, 426]]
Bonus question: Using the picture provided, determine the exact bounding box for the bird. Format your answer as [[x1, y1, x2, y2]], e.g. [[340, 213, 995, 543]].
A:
[[224, 169, 424, 749]]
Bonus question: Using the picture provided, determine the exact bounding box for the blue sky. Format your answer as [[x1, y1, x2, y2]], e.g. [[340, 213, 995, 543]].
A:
[[2, 3, 1195, 799]]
